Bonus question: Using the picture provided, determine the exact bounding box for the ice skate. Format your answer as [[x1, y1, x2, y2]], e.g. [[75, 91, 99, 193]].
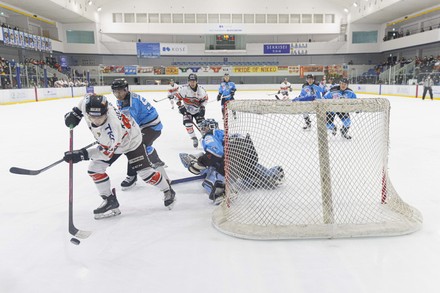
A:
[[302, 122, 311, 130], [164, 187, 176, 210], [302, 117, 312, 130], [341, 127, 352, 140], [121, 175, 137, 190], [94, 189, 121, 219], [213, 193, 225, 205]]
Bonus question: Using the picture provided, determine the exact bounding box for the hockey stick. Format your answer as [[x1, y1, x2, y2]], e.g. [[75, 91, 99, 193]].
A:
[[153, 96, 169, 103], [68, 128, 91, 240], [9, 141, 97, 176], [267, 93, 281, 100], [170, 174, 206, 185]]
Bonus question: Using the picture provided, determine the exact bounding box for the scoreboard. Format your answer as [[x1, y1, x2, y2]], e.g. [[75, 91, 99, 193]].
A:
[[215, 34, 236, 49]]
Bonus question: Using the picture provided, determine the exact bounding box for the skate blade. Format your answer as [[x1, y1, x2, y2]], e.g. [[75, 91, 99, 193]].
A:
[[94, 208, 121, 220], [165, 200, 176, 210], [121, 182, 136, 191], [213, 196, 224, 206]]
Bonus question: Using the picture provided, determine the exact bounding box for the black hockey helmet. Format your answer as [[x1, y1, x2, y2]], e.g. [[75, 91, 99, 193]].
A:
[[188, 73, 198, 82], [339, 78, 349, 84], [111, 78, 128, 90], [85, 94, 108, 117], [306, 74, 314, 79]]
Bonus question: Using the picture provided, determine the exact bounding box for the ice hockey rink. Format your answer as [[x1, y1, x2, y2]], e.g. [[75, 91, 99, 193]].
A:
[[0, 90, 439, 293]]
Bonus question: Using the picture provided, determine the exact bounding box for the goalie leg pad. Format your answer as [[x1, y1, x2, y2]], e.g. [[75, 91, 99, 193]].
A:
[[202, 167, 225, 202]]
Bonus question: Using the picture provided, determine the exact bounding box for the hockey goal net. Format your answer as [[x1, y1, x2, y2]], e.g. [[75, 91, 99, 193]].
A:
[[212, 98, 422, 239]]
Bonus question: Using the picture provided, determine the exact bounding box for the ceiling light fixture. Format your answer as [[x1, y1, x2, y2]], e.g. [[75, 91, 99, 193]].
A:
[[88, 0, 92, 5], [344, 8, 349, 13], [353, 2, 358, 7], [97, 7, 102, 11]]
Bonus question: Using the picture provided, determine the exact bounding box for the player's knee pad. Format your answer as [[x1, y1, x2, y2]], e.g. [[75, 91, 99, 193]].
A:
[[183, 114, 193, 126], [139, 168, 163, 186], [88, 171, 109, 184]]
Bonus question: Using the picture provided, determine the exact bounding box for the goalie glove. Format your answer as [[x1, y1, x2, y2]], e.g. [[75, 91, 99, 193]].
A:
[[217, 94, 222, 101], [188, 159, 207, 175]]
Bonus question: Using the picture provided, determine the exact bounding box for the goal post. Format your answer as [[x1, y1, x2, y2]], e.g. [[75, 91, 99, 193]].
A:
[[212, 98, 423, 239]]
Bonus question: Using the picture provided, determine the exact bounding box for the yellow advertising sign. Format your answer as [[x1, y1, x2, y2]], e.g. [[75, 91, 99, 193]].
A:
[[233, 66, 278, 73], [165, 67, 179, 75]]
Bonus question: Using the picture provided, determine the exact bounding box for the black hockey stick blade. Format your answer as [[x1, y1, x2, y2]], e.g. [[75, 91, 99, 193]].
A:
[[10, 141, 97, 176], [153, 97, 168, 102], [10, 158, 65, 175]]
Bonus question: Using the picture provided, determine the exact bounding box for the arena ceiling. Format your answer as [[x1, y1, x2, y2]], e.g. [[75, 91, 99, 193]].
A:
[[1, 0, 439, 25]]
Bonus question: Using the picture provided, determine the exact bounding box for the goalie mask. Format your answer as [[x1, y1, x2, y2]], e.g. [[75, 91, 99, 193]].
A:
[[199, 119, 219, 135]]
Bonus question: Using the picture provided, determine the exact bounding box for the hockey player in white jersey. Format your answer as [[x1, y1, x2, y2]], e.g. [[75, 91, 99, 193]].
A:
[[63, 94, 176, 219], [174, 73, 208, 148], [275, 78, 292, 100], [167, 79, 179, 109]]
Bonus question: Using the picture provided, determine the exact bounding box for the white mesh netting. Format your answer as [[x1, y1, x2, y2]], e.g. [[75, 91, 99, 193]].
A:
[[212, 98, 422, 239]]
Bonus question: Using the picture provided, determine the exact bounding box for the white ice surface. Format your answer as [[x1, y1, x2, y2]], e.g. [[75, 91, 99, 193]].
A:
[[0, 91, 439, 293]]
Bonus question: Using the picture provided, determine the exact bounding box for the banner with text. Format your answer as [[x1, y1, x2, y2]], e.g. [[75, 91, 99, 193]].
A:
[[160, 43, 188, 55], [263, 44, 291, 55], [233, 66, 278, 73], [136, 43, 160, 58]]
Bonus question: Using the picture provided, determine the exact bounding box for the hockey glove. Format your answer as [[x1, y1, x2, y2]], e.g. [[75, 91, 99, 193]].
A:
[[64, 107, 83, 128], [188, 160, 206, 175], [63, 148, 89, 163], [217, 94, 222, 101], [278, 90, 281, 94], [178, 105, 187, 115], [199, 106, 206, 117]]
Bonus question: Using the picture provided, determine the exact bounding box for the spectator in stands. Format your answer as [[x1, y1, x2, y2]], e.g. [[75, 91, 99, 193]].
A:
[[406, 29, 410, 36], [422, 75, 434, 100], [51, 73, 58, 87]]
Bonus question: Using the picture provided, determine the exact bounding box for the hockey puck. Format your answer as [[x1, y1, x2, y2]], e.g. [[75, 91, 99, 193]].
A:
[[70, 238, 81, 245]]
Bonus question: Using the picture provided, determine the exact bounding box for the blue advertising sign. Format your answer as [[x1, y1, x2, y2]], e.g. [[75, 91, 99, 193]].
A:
[[136, 42, 160, 58], [263, 44, 290, 54], [124, 66, 137, 75]]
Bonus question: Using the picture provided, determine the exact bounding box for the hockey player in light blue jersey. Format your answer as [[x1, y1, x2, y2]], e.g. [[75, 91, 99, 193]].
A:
[[292, 74, 323, 130], [111, 78, 170, 189], [323, 78, 357, 139], [217, 73, 237, 119], [179, 119, 284, 204]]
